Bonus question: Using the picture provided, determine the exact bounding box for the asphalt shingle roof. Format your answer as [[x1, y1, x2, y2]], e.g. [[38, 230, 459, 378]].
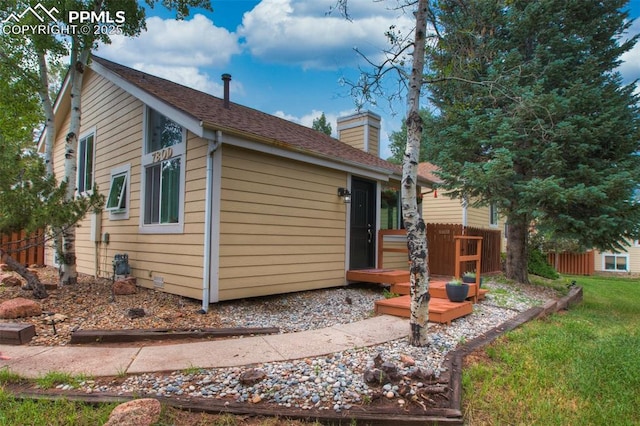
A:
[[91, 56, 404, 176]]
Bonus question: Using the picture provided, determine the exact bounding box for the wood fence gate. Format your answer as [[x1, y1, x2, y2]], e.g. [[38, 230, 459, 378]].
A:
[[0, 230, 46, 266]]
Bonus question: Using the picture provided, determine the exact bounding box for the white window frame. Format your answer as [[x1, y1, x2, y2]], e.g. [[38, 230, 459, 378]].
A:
[[107, 164, 130, 221], [489, 203, 499, 227], [77, 127, 96, 195], [602, 252, 629, 272], [139, 107, 185, 234]]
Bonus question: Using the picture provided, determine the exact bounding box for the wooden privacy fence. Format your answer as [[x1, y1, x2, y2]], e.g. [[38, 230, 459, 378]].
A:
[[378, 223, 503, 276], [429, 224, 502, 275], [547, 251, 594, 275], [0, 229, 45, 266]]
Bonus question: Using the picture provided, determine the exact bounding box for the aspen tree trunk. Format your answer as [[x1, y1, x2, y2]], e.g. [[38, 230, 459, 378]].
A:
[[37, 50, 55, 177], [404, 0, 430, 347], [36, 49, 65, 270], [59, 44, 91, 285]]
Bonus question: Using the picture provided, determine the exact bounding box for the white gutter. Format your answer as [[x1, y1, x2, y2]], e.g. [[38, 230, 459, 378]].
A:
[[462, 197, 468, 228], [201, 130, 222, 312]]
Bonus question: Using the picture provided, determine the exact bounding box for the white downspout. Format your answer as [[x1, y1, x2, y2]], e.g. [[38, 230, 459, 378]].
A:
[[461, 197, 468, 229], [201, 131, 221, 313]]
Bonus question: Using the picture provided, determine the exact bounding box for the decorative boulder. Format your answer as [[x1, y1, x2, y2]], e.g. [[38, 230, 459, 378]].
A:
[[114, 278, 137, 295], [0, 297, 42, 319], [240, 368, 267, 385], [127, 308, 146, 319], [104, 398, 161, 426], [0, 275, 22, 287]]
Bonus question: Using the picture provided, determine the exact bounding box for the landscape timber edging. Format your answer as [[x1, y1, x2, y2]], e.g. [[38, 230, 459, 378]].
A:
[[445, 285, 584, 425], [7, 287, 584, 426]]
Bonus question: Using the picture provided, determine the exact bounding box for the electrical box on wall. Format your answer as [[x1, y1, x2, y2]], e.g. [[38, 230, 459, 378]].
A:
[[90, 212, 102, 242], [153, 276, 164, 288]]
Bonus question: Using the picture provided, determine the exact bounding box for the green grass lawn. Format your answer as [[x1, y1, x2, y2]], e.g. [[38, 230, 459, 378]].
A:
[[463, 275, 640, 425]]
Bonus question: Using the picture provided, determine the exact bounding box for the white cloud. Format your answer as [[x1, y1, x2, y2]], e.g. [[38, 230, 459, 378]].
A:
[[96, 14, 242, 95], [98, 14, 240, 67], [619, 19, 640, 90], [239, 0, 414, 70]]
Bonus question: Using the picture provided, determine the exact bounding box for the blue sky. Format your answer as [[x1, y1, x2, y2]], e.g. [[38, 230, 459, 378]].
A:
[[96, 0, 640, 159]]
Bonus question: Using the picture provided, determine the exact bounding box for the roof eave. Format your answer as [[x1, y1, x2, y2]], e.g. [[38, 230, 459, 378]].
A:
[[203, 122, 396, 181]]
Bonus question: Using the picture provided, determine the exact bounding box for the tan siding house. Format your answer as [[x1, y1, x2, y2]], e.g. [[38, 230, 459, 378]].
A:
[[593, 241, 640, 274], [418, 163, 507, 251], [44, 57, 431, 308]]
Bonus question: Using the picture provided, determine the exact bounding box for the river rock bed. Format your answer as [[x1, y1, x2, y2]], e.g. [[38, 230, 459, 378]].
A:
[[78, 280, 557, 412]]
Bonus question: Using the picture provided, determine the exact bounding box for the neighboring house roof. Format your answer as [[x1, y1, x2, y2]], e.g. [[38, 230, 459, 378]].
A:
[[87, 56, 434, 186], [418, 162, 442, 184]]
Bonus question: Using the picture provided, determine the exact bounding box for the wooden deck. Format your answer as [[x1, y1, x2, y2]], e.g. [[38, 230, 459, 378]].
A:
[[374, 296, 473, 325], [346, 269, 410, 284], [348, 269, 485, 324], [391, 280, 488, 302]]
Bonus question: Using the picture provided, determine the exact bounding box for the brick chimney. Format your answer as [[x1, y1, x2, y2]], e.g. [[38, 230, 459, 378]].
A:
[[337, 111, 381, 157]]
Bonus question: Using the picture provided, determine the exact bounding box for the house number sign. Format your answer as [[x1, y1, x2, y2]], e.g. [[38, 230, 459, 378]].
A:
[[152, 147, 173, 163]]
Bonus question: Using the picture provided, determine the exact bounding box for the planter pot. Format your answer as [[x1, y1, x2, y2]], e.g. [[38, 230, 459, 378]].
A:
[[462, 275, 476, 284], [445, 283, 469, 302]]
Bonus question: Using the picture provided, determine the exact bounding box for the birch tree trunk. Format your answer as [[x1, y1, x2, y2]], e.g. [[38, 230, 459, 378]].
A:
[[59, 44, 91, 286], [404, 0, 430, 347], [37, 50, 55, 177], [36, 49, 66, 270]]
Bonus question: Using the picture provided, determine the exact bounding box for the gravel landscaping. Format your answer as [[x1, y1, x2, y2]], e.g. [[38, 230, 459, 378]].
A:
[[1, 266, 559, 413]]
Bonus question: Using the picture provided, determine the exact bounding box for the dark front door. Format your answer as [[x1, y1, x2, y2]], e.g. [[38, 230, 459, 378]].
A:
[[350, 177, 376, 269]]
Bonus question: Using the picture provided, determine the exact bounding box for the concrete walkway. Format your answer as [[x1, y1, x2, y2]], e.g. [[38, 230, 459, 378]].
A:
[[0, 315, 409, 379]]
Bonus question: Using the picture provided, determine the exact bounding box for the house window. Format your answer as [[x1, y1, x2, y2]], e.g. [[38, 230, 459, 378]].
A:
[[489, 203, 499, 226], [603, 253, 629, 272], [379, 184, 420, 230], [77, 131, 95, 194], [147, 108, 183, 153], [140, 108, 185, 233], [381, 187, 401, 230], [106, 164, 130, 220], [144, 158, 181, 224]]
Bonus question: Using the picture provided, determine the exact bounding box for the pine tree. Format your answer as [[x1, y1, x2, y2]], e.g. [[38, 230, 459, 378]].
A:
[[426, 0, 640, 283], [312, 112, 332, 135], [0, 58, 102, 298]]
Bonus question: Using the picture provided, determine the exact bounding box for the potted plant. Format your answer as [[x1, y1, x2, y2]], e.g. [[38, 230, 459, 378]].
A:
[[445, 277, 469, 302], [462, 271, 484, 287], [462, 271, 476, 284]]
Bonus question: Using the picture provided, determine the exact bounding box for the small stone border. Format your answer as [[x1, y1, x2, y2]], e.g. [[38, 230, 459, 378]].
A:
[[8, 287, 583, 426]]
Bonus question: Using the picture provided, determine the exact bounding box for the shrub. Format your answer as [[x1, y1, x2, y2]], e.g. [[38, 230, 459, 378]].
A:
[[528, 248, 559, 279]]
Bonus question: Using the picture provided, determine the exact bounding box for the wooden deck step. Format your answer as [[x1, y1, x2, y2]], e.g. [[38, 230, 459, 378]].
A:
[[390, 280, 449, 296], [430, 280, 480, 303], [346, 269, 410, 284], [391, 280, 488, 303], [374, 296, 473, 325], [478, 288, 488, 300]]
